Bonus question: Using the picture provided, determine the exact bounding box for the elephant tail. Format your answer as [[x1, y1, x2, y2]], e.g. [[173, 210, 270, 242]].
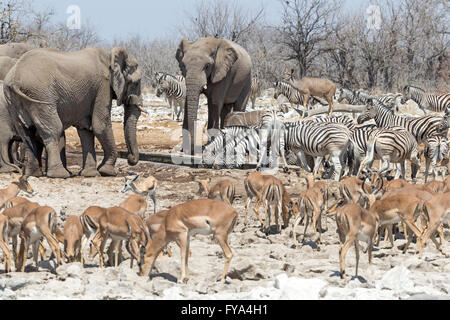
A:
[[10, 83, 49, 105]]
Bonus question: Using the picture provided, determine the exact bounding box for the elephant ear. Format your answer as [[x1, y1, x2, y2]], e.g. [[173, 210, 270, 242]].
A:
[[176, 38, 192, 76], [110, 47, 128, 106], [211, 42, 238, 84]]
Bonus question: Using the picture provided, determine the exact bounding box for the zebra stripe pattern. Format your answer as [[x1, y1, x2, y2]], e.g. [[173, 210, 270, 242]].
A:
[[423, 136, 449, 182], [306, 114, 356, 131], [337, 88, 357, 104], [203, 126, 256, 167], [273, 80, 321, 110], [156, 74, 186, 121], [283, 120, 352, 181], [358, 127, 420, 179], [402, 85, 450, 114], [357, 98, 448, 144]]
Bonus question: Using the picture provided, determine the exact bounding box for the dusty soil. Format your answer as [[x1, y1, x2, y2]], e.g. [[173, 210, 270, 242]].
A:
[[0, 93, 449, 300]]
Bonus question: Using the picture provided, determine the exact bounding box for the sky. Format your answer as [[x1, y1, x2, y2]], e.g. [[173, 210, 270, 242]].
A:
[[32, 0, 370, 43]]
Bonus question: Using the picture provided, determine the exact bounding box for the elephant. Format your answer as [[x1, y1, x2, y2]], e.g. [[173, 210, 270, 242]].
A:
[[3, 46, 143, 178], [0, 57, 17, 80], [0, 43, 35, 59], [175, 37, 252, 155], [0, 81, 23, 172]]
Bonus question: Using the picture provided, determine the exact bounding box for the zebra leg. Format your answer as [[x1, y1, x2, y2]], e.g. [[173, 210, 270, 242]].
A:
[[377, 158, 391, 176], [295, 150, 312, 173], [313, 156, 323, 179], [330, 154, 343, 181]]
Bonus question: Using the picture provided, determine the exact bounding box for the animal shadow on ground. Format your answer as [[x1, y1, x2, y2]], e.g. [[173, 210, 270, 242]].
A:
[[149, 272, 178, 283], [329, 271, 368, 283]]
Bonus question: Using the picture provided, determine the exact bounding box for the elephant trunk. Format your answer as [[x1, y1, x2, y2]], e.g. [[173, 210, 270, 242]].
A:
[[183, 78, 205, 156], [124, 104, 141, 166]]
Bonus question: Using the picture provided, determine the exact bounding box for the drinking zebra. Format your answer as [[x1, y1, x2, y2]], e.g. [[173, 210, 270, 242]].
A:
[[227, 127, 260, 168], [423, 136, 449, 182], [402, 85, 450, 114], [337, 88, 358, 104], [156, 75, 186, 121], [357, 127, 420, 179], [273, 80, 321, 116], [357, 98, 448, 144], [203, 126, 256, 167]]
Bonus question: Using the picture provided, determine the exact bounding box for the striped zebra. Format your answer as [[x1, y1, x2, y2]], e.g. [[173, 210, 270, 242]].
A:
[[283, 120, 352, 181], [156, 75, 186, 121], [423, 136, 449, 182], [355, 89, 401, 111], [226, 127, 260, 168], [306, 114, 356, 131], [273, 81, 321, 116], [255, 110, 289, 172], [402, 85, 450, 114], [349, 124, 379, 175], [203, 126, 255, 167], [154, 71, 184, 84], [337, 88, 357, 104], [357, 98, 448, 144], [358, 127, 420, 179], [249, 77, 261, 109]]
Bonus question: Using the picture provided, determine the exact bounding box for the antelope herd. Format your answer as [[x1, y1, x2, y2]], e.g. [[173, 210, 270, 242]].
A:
[[0, 72, 449, 287]]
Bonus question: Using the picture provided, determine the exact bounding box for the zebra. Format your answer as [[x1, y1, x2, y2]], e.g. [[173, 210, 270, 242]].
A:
[[283, 120, 352, 181], [273, 80, 321, 117], [227, 127, 260, 168], [402, 85, 450, 114], [156, 75, 186, 121], [306, 114, 356, 131], [422, 136, 449, 182], [357, 98, 448, 144], [249, 77, 261, 109], [202, 126, 255, 167], [354, 89, 401, 111], [358, 127, 420, 180], [337, 88, 358, 104], [255, 110, 289, 172], [154, 71, 184, 84], [349, 124, 379, 175]]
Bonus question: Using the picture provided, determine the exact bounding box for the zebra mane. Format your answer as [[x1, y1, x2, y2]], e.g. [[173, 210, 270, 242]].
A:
[[405, 85, 425, 93]]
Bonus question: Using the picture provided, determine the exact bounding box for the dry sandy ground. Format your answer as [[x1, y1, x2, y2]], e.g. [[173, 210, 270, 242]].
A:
[[0, 94, 449, 300]]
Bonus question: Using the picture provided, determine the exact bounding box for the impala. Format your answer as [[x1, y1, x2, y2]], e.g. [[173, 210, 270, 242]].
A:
[[327, 199, 379, 280], [138, 199, 238, 284], [0, 174, 34, 209], [122, 174, 157, 214], [18, 206, 62, 272], [196, 177, 236, 205]]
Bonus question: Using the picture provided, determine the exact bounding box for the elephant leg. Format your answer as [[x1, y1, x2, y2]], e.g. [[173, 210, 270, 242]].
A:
[[23, 143, 44, 177], [58, 132, 71, 175], [93, 118, 118, 177], [30, 107, 70, 178], [220, 104, 233, 129], [0, 138, 19, 173], [77, 128, 99, 177]]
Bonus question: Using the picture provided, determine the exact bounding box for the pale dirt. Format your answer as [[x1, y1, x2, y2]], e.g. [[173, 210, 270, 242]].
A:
[[0, 94, 449, 300]]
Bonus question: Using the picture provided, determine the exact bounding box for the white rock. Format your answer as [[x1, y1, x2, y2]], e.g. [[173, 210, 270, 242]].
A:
[[273, 273, 328, 300], [376, 266, 415, 291]]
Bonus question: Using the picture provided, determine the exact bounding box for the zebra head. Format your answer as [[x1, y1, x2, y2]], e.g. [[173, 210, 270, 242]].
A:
[[357, 100, 377, 124]]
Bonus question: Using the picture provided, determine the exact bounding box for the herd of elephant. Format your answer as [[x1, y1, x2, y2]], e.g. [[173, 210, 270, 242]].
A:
[[0, 37, 253, 178]]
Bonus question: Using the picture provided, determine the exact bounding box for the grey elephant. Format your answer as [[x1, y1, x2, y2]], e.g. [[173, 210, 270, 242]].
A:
[[0, 42, 35, 59], [176, 37, 252, 155], [0, 56, 17, 80], [0, 81, 22, 172], [3, 46, 143, 178]]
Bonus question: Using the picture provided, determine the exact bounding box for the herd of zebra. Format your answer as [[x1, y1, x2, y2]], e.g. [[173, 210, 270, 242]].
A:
[[202, 99, 449, 183], [152, 70, 449, 183]]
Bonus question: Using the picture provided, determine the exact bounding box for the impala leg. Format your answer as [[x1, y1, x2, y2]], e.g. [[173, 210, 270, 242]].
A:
[[179, 231, 189, 283], [114, 240, 120, 268], [215, 233, 233, 284], [0, 240, 11, 272], [42, 231, 62, 267], [354, 240, 360, 278], [339, 236, 355, 280], [244, 196, 252, 226], [302, 215, 310, 243], [32, 240, 39, 270], [38, 240, 46, 261], [18, 234, 29, 272], [292, 214, 302, 245], [12, 236, 18, 267], [253, 198, 265, 227]]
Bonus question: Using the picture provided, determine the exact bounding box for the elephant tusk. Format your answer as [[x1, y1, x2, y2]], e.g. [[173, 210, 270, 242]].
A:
[[136, 105, 147, 114]]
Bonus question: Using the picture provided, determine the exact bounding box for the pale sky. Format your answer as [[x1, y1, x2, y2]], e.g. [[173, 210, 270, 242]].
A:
[[32, 0, 370, 42]]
